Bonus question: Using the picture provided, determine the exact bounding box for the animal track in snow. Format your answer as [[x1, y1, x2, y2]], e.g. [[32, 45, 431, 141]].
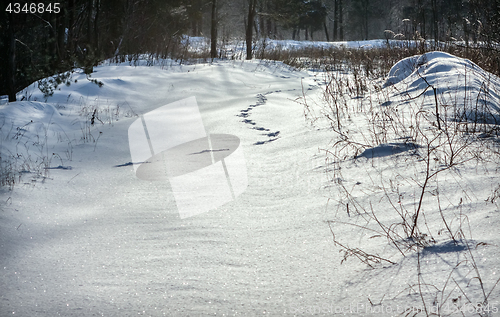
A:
[[238, 91, 281, 145]]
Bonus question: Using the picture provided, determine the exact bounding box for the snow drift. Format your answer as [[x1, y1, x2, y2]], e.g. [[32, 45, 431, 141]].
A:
[[384, 51, 500, 124]]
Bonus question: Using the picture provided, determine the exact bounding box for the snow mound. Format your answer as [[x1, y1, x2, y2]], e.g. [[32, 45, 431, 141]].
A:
[[0, 102, 74, 152], [0, 101, 61, 122], [384, 51, 474, 87], [384, 51, 500, 124], [383, 55, 421, 87]]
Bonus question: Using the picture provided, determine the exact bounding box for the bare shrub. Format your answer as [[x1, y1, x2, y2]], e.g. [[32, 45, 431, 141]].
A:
[[306, 48, 500, 315]]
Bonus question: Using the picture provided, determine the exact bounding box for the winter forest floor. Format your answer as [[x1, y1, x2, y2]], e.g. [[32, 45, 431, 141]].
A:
[[1, 40, 499, 316]]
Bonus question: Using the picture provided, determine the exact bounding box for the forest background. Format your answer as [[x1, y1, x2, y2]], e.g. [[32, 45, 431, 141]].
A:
[[1, 0, 499, 102]]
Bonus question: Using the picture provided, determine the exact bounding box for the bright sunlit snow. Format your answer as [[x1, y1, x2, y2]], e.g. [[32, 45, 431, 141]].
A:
[[1, 48, 499, 316]]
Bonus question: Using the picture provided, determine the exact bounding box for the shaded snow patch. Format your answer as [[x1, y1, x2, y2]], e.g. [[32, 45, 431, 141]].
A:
[[356, 142, 420, 159]]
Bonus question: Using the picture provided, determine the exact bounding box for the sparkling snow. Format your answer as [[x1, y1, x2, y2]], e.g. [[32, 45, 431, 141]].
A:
[[1, 48, 499, 316]]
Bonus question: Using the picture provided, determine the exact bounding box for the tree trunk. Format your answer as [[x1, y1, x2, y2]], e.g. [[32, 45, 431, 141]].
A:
[[210, 0, 217, 58], [432, 0, 438, 43], [68, 0, 75, 59], [333, 0, 338, 41], [420, 0, 426, 39], [49, 15, 57, 68], [339, 0, 344, 41], [7, 13, 16, 102], [266, 0, 272, 40], [246, 0, 256, 60], [93, 0, 100, 62], [363, 2, 368, 40], [258, 0, 265, 38], [324, 21, 329, 41], [464, 18, 469, 50], [56, 7, 66, 62], [88, 0, 94, 50]]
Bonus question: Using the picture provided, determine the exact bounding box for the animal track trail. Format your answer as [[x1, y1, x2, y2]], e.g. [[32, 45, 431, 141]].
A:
[[238, 91, 283, 145]]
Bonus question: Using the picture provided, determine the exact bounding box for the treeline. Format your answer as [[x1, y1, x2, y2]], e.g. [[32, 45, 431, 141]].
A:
[[1, 0, 499, 101], [1, 0, 190, 101], [349, 0, 500, 43]]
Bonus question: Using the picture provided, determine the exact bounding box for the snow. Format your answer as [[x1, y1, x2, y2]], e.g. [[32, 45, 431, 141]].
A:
[[311, 50, 500, 315], [0, 95, 8, 105], [384, 51, 500, 123], [185, 36, 408, 60], [384, 51, 477, 86], [1, 47, 499, 316], [355, 142, 420, 159], [259, 39, 391, 50]]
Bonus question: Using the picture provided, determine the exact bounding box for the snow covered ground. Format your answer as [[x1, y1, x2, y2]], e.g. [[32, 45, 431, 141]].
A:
[[310, 51, 500, 316], [1, 48, 499, 316], [184, 36, 419, 60], [186, 36, 394, 50]]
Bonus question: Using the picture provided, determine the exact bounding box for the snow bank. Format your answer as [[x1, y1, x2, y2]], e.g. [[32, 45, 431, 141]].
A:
[[384, 51, 500, 124], [0, 101, 61, 122], [384, 51, 475, 87], [0, 101, 73, 141]]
